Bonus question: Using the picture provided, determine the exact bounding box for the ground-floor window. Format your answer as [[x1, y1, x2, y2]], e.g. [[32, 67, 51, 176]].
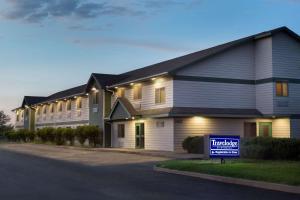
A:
[[118, 124, 125, 138]]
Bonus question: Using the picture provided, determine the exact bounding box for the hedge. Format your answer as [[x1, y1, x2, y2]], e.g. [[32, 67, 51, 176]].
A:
[[241, 137, 300, 160], [182, 136, 204, 154], [5, 126, 102, 147]]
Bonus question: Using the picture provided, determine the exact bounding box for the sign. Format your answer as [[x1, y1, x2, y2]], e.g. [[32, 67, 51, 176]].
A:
[[209, 135, 240, 158]]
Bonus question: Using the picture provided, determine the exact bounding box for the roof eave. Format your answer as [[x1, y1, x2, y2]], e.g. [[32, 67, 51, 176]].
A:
[[107, 72, 169, 88]]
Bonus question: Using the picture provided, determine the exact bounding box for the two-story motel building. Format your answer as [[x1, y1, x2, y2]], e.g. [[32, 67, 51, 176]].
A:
[[13, 27, 300, 151]]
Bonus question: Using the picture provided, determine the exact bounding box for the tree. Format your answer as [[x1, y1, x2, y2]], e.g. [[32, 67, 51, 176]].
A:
[[0, 111, 12, 133]]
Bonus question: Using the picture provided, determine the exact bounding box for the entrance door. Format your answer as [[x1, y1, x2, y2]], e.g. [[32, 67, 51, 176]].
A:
[[244, 122, 257, 138], [135, 123, 145, 149], [259, 122, 272, 137]]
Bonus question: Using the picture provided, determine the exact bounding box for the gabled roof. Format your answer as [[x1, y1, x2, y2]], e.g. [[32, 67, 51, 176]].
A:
[[21, 96, 48, 107], [88, 73, 122, 88], [108, 26, 300, 87], [108, 97, 139, 120]]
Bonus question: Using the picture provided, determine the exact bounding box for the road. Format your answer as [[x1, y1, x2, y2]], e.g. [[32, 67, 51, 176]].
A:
[[0, 144, 299, 200]]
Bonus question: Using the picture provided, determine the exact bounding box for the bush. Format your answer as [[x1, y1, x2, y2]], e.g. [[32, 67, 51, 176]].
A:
[[85, 126, 101, 147], [44, 127, 55, 143], [36, 128, 47, 143], [5, 130, 18, 142], [63, 128, 75, 146], [75, 126, 88, 146], [182, 136, 204, 154], [241, 137, 300, 160], [54, 128, 65, 145]]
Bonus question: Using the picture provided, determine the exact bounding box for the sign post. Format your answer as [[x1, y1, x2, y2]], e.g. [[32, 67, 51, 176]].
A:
[[208, 135, 240, 163]]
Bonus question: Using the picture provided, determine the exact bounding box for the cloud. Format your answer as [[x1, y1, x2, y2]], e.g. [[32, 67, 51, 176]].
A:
[[70, 37, 192, 52], [1, 0, 144, 23]]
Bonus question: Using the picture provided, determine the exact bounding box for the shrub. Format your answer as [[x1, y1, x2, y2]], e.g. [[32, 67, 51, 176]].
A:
[[16, 129, 27, 142], [5, 130, 18, 142], [54, 128, 65, 145], [44, 127, 55, 143], [36, 128, 47, 143], [75, 126, 88, 146], [63, 128, 75, 146], [241, 137, 300, 160], [24, 130, 35, 142], [85, 126, 101, 147], [182, 136, 204, 154]]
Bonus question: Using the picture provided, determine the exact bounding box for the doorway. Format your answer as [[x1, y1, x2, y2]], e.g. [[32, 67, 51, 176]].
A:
[[135, 123, 145, 149], [259, 122, 272, 137], [244, 122, 257, 138]]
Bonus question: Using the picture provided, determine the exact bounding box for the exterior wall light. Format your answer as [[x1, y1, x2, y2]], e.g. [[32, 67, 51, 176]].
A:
[[130, 83, 134, 86], [125, 118, 129, 120], [151, 77, 156, 81], [74, 96, 77, 99], [86, 93, 89, 96], [132, 117, 135, 120], [114, 87, 118, 89]]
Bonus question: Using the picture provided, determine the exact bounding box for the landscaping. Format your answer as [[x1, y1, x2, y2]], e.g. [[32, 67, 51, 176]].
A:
[[157, 159, 300, 186], [3, 125, 102, 147]]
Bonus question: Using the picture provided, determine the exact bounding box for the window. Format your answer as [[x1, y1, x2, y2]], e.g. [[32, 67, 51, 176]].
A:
[[117, 124, 125, 138], [155, 87, 166, 104], [117, 88, 125, 98], [156, 121, 165, 128], [43, 106, 47, 114], [58, 102, 63, 112], [76, 98, 82, 109], [16, 111, 19, 122], [37, 107, 41, 115], [66, 100, 72, 111], [276, 81, 288, 97], [133, 85, 142, 100], [50, 104, 55, 113], [92, 93, 99, 104]]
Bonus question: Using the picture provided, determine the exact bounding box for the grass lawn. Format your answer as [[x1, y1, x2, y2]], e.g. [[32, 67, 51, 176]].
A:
[[157, 159, 300, 186]]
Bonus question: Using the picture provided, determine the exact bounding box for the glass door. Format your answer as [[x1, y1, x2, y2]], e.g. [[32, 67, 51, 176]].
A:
[[135, 123, 145, 149]]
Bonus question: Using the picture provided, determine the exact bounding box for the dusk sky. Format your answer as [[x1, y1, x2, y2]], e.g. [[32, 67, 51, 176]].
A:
[[0, 0, 299, 123]]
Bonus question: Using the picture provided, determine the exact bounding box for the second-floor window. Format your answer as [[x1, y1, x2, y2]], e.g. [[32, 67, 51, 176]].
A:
[[67, 100, 72, 111], [76, 98, 82, 109], [43, 106, 47, 114], [37, 108, 41, 115], [50, 104, 55, 113], [133, 85, 142, 100], [16, 111, 19, 122], [58, 102, 63, 112], [92, 93, 99, 105], [276, 81, 288, 97], [155, 87, 166, 104]]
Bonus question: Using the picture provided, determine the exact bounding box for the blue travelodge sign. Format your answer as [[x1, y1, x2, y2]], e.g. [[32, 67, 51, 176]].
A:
[[209, 135, 240, 158]]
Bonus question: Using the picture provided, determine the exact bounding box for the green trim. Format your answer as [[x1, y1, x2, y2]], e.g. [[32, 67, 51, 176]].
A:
[[135, 123, 145, 149], [259, 122, 272, 137]]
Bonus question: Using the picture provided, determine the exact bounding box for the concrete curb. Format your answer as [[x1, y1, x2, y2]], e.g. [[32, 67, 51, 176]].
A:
[[154, 166, 300, 194]]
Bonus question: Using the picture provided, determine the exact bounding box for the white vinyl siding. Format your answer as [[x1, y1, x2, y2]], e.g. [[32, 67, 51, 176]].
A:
[[254, 36, 273, 79], [113, 78, 173, 111], [173, 80, 255, 108], [112, 118, 174, 151], [176, 42, 255, 79], [35, 97, 89, 128], [290, 119, 300, 139], [174, 117, 291, 152], [256, 83, 274, 114]]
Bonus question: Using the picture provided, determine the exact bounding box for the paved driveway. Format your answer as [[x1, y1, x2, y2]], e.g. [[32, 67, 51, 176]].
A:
[[0, 144, 299, 200]]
